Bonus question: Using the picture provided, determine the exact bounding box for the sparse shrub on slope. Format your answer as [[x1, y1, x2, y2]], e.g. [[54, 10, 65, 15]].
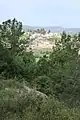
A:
[[0, 79, 47, 120], [33, 75, 53, 95]]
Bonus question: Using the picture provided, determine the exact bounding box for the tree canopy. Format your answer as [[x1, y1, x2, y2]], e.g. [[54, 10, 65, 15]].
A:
[[1, 18, 80, 119]]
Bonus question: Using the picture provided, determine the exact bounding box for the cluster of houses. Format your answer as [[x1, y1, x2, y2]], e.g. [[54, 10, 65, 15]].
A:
[[27, 32, 61, 50]]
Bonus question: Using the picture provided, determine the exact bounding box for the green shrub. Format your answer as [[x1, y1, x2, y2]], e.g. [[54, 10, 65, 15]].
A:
[[33, 75, 53, 95]]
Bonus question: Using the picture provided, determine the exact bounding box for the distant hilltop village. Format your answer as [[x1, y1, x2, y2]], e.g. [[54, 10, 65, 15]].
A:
[[21, 29, 61, 52]]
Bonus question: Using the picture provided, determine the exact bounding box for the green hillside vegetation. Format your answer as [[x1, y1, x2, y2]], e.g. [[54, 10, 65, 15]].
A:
[[1, 18, 80, 119]]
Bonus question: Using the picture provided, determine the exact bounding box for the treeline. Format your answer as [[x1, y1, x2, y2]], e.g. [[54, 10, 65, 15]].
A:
[[1, 18, 80, 119]]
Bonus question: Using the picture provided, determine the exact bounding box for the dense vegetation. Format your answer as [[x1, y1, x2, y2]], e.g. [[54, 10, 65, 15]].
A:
[[1, 18, 80, 119]]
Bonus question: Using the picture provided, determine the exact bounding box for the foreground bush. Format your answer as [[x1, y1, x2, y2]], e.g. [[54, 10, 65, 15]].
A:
[[0, 80, 80, 120]]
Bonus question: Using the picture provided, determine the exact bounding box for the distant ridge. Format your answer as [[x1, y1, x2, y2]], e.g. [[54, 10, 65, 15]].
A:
[[23, 25, 80, 33]]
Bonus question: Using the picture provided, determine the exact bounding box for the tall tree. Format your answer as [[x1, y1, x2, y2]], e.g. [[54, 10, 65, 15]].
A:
[[0, 18, 25, 55]]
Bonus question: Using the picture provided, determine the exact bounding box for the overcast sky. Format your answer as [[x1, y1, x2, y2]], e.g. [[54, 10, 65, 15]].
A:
[[0, 0, 80, 27]]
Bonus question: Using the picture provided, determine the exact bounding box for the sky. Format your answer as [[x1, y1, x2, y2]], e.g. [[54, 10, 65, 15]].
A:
[[0, 0, 80, 28]]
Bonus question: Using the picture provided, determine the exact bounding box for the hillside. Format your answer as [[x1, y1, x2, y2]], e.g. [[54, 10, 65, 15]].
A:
[[1, 18, 80, 120], [25, 32, 61, 55]]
